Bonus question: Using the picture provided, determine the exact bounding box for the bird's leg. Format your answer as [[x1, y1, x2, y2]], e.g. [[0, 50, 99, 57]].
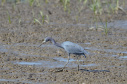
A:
[[63, 53, 70, 68], [83, 54, 86, 65], [77, 56, 80, 71], [83, 54, 86, 58]]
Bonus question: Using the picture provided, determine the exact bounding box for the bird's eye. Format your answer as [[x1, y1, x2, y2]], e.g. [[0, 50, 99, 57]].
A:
[[46, 39, 49, 42]]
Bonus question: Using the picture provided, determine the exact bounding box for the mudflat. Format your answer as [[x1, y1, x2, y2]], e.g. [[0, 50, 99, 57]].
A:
[[0, 0, 127, 84]]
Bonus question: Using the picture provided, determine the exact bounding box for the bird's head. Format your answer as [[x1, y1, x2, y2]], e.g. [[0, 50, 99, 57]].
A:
[[39, 37, 52, 47], [43, 37, 52, 43]]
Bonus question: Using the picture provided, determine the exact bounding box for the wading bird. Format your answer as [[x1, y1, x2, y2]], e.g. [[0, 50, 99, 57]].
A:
[[39, 37, 88, 71]]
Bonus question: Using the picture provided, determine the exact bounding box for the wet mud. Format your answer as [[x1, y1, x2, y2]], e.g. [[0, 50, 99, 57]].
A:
[[0, 0, 127, 84]]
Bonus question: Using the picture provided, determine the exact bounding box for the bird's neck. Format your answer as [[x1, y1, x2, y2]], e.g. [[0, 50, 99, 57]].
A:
[[51, 39, 63, 48], [55, 42, 63, 48], [51, 39, 56, 45]]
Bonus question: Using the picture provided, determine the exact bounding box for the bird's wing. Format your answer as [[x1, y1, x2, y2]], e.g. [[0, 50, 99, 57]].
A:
[[62, 41, 84, 54]]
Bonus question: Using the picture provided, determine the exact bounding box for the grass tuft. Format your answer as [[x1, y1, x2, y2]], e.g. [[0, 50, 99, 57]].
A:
[[29, 0, 34, 6], [7, 11, 11, 24]]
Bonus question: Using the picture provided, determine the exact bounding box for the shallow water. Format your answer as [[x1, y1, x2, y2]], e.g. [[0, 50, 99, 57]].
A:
[[53, 57, 84, 62], [14, 61, 42, 65], [0, 78, 41, 84], [14, 60, 69, 68], [81, 64, 98, 67], [0, 45, 8, 53], [14, 59, 97, 68], [107, 20, 127, 29], [0, 41, 127, 70], [119, 56, 127, 59], [112, 55, 118, 57], [1, 43, 127, 64]]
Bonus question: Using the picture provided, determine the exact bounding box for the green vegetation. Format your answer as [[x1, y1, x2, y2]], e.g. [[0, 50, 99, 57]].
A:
[[60, 0, 70, 12], [28, 0, 34, 6], [32, 10, 49, 25], [45, 0, 49, 4], [104, 20, 109, 35], [40, 11, 45, 24], [1, 0, 6, 6], [34, 19, 42, 25], [7, 11, 11, 24], [18, 19, 21, 25], [3, 0, 125, 35], [90, 0, 102, 30], [45, 15, 49, 24], [90, 0, 102, 15], [115, 0, 119, 13]]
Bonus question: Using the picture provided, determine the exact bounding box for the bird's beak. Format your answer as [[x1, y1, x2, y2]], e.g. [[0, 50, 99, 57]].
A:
[[39, 40, 46, 47]]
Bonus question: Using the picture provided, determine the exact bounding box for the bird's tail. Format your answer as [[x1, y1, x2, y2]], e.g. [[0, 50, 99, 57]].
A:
[[83, 50, 89, 58], [84, 50, 89, 55]]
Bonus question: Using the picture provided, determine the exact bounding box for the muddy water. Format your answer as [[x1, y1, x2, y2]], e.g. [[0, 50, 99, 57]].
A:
[[0, 0, 127, 84]]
